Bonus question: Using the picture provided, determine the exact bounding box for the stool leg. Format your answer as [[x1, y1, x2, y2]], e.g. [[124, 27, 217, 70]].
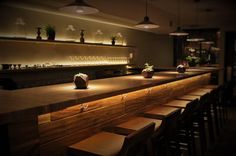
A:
[[213, 103, 220, 135], [206, 108, 215, 143], [190, 128, 196, 156], [199, 116, 206, 156]]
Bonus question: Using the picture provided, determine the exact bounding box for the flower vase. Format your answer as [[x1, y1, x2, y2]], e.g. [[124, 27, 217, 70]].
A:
[[142, 71, 154, 78]]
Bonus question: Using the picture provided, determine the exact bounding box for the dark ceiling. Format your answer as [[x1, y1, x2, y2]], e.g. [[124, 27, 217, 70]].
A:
[[1, 0, 236, 34]]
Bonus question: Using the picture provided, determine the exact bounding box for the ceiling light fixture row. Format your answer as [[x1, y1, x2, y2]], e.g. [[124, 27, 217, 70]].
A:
[[135, 0, 159, 29]]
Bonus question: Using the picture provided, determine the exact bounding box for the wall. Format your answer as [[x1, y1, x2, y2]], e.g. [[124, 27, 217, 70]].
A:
[[0, 4, 173, 68]]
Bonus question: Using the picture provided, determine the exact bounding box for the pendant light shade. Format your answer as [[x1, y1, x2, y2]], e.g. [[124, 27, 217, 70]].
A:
[[169, 0, 188, 36], [59, 0, 99, 15], [169, 26, 189, 36], [135, 16, 159, 29], [187, 38, 205, 42], [201, 41, 214, 44], [135, 0, 159, 29]]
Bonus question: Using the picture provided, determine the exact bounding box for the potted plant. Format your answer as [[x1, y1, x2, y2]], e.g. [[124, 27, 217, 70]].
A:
[[45, 25, 56, 40], [111, 36, 117, 45], [185, 55, 200, 67], [142, 63, 154, 78], [176, 64, 186, 73]]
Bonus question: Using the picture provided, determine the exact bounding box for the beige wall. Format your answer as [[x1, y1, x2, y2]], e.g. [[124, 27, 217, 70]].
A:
[[0, 5, 173, 67]]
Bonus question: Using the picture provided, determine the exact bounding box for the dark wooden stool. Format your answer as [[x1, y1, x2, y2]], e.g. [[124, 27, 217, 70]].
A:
[[141, 105, 182, 156], [68, 123, 155, 156]]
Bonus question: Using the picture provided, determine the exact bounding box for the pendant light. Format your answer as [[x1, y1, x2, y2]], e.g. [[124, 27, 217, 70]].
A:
[[169, 0, 188, 36], [59, 0, 99, 15], [135, 0, 159, 29], [187, 1, 205, 42], [187, 38, 205, 42]]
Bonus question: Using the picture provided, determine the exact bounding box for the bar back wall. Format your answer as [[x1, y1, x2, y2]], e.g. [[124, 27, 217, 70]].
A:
[[0, 4, 173, 67]]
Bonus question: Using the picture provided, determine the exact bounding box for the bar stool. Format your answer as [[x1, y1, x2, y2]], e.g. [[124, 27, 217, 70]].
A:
[[67, 122, 155, 156], [177, 94, 207, 156], [114, 116, 161, 155], [202, 85, 224, 129], [161, 99, 199, 156], [220, 83, 231, 124], [187, 89, 215, 144], [202, 85, 221, 135], [141, 105, 182, 156]]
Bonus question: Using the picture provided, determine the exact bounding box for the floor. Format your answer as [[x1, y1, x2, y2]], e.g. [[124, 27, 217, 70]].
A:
[[206, 98, 236, 156]]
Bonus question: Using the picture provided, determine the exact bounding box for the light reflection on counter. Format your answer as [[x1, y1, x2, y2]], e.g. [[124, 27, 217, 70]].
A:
[[58, 83, 113, 91], [125, 75, 171, 80]]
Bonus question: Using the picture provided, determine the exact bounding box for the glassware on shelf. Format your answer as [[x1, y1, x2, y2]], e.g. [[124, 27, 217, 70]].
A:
[[67, 55, 129, 66]]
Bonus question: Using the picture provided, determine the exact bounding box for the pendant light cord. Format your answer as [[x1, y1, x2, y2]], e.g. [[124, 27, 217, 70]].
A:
[[195, 1, 199, 26], [177, 0, 180, 26], [145, 0, 148, 16]]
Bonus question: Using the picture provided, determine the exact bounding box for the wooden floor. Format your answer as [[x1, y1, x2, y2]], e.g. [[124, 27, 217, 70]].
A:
[[206, 98, 236, 156]]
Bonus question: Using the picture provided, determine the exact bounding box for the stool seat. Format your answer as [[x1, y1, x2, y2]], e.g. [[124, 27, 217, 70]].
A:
[[199, 88, 213, 93], [117, 117, 162, 131], [188, 89, 211, 96], [202, 85, 219, 89], [68, 132, 125, 156], [177, 95, 200, 101], [144, 105, 180, 118], [162, 100, 190, 108]]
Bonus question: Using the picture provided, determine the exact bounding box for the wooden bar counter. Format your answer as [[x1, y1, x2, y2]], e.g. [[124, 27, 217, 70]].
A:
[[0, 68, 218, 156]]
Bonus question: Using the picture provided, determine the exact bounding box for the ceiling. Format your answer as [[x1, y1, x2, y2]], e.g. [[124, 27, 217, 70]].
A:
[[2, 0, 236, 34]]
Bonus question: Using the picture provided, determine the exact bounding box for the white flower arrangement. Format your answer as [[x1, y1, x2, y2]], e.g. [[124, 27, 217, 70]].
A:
[[142, 63, 154, 72], [66, 25, 76, 32]]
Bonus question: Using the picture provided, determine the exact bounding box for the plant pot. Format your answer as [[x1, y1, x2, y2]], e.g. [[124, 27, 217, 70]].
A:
[[176, 65, 186, 73], [74, 73, 89, 89], [47, 32, 55, 40], [188, 61, 196, 67], [142, 71, 154, 78]]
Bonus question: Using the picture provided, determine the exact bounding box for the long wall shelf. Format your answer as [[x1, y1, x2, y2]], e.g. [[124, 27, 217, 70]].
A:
[[0, 37, 136, 48]]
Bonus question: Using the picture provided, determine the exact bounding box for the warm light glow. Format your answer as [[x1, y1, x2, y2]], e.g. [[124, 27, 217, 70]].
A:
[[67, 56, 130, 66], [126, 75, 170, 80], [58, 83, 113, 91], [161, 71, 179, 74], [38, 73, 211, 125], [76, 9, 84, 13], [187, 38, 205, 42]]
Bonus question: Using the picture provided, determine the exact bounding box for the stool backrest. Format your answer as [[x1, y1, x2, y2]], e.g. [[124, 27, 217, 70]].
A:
[[117, 122, 155, 156], [196, 93, 209, 112], [209, 87, 220, 104], [163, 108, 182, 143], [181, 99, 198, 119]]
